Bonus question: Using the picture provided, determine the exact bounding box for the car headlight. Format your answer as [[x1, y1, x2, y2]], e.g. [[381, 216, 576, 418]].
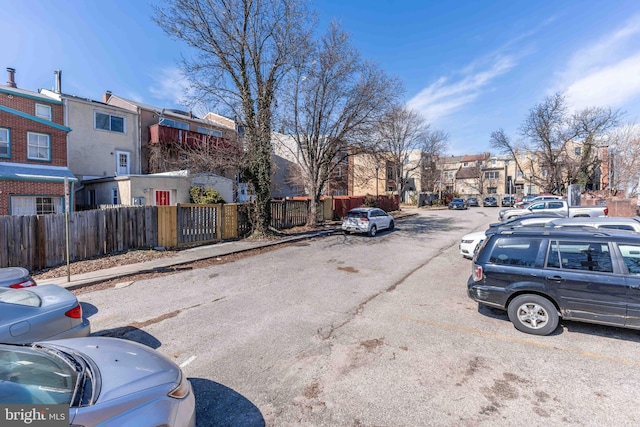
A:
[[168, 371, 191, 399]]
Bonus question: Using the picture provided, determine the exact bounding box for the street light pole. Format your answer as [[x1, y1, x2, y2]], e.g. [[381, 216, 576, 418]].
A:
[[375, 163, 379, 201]]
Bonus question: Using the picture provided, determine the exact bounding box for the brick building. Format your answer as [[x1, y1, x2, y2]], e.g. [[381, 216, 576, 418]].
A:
[[0, 68, 77, 215]]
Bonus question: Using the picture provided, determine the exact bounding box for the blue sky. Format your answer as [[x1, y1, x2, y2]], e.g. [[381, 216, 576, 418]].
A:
[[3, 0, 640, 155]]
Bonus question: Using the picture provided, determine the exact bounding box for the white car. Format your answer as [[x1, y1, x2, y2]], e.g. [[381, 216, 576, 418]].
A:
[[459, 231, 486, 259], [342, 207, 394, 237]]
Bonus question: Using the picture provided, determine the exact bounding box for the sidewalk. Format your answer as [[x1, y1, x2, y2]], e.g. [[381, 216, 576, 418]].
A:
[[44, 209, 418, 290], [44, 228, 341, 290]]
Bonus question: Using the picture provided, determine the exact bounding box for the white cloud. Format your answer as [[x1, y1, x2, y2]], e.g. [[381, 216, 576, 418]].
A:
[[557, 13, 640, 110], [566, 52, 640, 109], [148, 67, 191, 107]]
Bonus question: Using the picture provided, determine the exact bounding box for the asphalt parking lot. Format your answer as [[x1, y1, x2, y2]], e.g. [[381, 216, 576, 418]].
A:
[[77, 206, 640, 426]]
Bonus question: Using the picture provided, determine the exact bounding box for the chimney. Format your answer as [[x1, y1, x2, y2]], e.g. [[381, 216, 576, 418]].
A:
[[6, 68, 16, 88], [103, 90, 112, 103], [54, 69, 62, 93]]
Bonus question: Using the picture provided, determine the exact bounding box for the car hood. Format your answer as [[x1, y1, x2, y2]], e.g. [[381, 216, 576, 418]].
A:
[[39, 337, 180, 402], [462, 231, 486, 240]]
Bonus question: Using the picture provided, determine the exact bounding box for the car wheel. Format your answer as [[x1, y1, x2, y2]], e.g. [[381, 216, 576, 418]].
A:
[[343, 230, 350, 235], [368, 225, 377, 237], [388, 220, 394, 231], [507, 294, 559, 336]]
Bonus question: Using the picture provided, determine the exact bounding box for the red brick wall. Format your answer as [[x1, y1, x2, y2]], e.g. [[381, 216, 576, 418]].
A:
[[0, 181, 65, 215], [0, 94, 67, 166], [582, 194, 638, 217]]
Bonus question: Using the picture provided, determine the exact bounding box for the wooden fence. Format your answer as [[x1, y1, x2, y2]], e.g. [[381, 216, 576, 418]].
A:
[[0, 206, 157, 271], [0, 197, 384, 271]]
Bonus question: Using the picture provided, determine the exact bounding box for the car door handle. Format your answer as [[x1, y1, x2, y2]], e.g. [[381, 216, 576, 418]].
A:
[[546, 275, 565, 283]]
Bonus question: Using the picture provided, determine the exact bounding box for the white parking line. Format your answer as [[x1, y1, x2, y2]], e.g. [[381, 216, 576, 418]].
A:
[[180, 355, 197, 368]]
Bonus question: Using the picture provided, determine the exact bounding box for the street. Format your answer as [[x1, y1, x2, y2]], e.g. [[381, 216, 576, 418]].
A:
[[77, 207, 640, 426]]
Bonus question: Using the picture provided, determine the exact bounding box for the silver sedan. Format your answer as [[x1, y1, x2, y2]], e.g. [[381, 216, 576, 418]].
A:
[[0, 337, 196, 426], [0, 285, 90, 344]]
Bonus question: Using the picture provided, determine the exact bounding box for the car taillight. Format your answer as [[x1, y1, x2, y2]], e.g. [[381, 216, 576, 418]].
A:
[[472, 264, 483, 282], [604, 208, 608, 216], [360, 217, 369, 222], [9, 279, 36, 289], [65, 304, 83, 319]]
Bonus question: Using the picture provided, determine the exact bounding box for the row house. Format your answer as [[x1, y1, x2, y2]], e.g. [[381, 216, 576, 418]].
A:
[[0, 68, 77, 215]]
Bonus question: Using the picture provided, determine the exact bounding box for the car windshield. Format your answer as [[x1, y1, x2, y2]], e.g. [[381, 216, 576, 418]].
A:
[[0, 288, 40, 307], [0, 344, 79, 405], [346, 211, 367, 218]]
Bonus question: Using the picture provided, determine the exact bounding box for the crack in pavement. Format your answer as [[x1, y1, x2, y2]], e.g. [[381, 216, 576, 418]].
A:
[[317, 241, 457, 340]]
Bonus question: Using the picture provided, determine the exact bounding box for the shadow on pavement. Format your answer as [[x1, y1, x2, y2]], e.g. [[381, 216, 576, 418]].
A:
[[190, 378, 265, 427]]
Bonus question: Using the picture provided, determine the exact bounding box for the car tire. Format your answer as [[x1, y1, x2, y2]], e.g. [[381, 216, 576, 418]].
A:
[[507, 294, 559, 336], [343, 230, 350, 235], [388, 220, 394, 231], [368, 225, 377, 237]]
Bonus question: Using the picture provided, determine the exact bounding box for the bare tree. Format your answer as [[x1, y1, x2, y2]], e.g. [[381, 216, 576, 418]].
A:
[[277, 21, 400, 225], [607, 123, 640, 195], [154, 0, 313, 235], [570, 106, 622, 189], [375, 105, 447, 201], [420, 129, 449, 193], [492, 94, 622, 195]]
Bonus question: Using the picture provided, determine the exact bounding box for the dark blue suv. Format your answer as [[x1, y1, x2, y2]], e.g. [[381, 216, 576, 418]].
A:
[[468, 228, 640, 335]]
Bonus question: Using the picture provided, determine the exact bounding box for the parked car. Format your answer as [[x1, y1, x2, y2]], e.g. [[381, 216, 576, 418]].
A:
[[546, 216, 640, 233], [466, 197, 479, 207], [448, 198, 468, 210], [459, 213, 565, 259], [501, 196, 516, 207], [499, 199, 608, 221], [468, 227, 640, 335], [513, 194, 562, 209], [342, 207, 394, 237], [483, 197, 498, 207], [0, 285, 90, 344], [0, 267, 36, 289], [0, 336, 196, 426]]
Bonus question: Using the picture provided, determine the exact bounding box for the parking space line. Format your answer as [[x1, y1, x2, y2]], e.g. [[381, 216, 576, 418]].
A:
[[402, 316, 640, 367], [180, 355, 197, 368]]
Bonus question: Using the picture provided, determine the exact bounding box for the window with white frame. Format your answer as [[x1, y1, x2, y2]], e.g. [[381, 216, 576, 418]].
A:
[[10, 196, 62, 215], [35, 104, 52, 121], [491, 159, 497, 166], [0, 127, 9, 158], [27, 132, 50, 160], [95, 112, 125, 133], [111, 188, 119, 205], [485, 171, 499, 179]]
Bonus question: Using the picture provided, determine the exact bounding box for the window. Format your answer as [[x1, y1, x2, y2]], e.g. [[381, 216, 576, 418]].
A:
[[547, 241, 613, 272], [35, 104, 52, 120], [487, 187, 497, 194], [111, 188, 119, 205], [575, 147, 582, 156], [489, 238, 541, 267], [491, 159, 497, 166], [197, 127, 223, 137], [463, 162, 468, 167], [619, 244, 640, 275], [95, 112, 125, 133], [547, 201, 565, 209], [159, 117, 189, 130], [87, 190, 96, 207], [542, 170, 548, 177], [36, 197, 55, 215], [27, 132, 50, 160], [517, 170, 523, 178], [485, 171, 499, 179], [10, 196, 62, 215], [0, 127, 9, 158]]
